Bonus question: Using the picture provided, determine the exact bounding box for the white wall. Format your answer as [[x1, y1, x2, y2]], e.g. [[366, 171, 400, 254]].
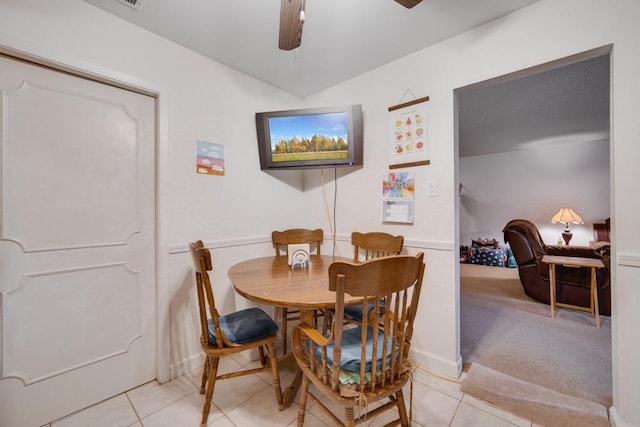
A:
[[459, 139, 610, 247], [1, 0, 639, 426], [0, 0, 311, 390], [302, 1, 640, 426]]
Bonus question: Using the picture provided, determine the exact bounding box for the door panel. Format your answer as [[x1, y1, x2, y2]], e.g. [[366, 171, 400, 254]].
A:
[[3, 80, 139, 251], [0, 55, 156, 427]]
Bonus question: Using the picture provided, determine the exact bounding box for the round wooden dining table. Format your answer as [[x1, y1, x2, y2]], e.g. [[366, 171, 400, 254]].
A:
[[228, 254, 356, 407], [229, 255, 358, 310]]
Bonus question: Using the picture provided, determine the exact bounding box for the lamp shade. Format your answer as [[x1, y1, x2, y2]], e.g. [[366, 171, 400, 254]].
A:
[[551, 207, 584, 224]]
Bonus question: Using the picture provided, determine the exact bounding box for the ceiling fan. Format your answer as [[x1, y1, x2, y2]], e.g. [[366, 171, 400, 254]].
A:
[[279, 0, 423, 51]]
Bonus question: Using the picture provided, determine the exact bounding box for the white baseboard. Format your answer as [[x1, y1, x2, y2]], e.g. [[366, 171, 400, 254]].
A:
[[609, 406, 639, 427], [170, 353, 204, 380], [410, 347, 462, 380]]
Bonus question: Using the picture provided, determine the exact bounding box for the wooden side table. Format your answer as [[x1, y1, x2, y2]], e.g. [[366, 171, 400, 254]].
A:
[[541, 255, 605, 328]]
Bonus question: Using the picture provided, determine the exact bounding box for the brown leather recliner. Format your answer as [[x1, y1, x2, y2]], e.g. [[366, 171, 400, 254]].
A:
[[502, 219, 611, 316]]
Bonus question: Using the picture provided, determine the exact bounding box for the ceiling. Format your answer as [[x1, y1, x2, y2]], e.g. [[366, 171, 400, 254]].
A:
[[83, 0, 609, 156], [458, 53, 610, 157], [83, 0, 542, 98]]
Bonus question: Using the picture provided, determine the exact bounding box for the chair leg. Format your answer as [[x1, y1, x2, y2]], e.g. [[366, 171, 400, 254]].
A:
[[200, 356, 219, 427], [258, 345, 267, 366], [395, 389, 410, 427], [267, 342, 284, 411], [345, 405, 355, 427], [199, 356, 209, 394], [321, 309, 331, 335], [297, 374, 310, 427]]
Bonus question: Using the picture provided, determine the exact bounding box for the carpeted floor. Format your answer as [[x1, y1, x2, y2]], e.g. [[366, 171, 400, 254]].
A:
[[461, 363, 610, 427], [460, 263, 612, 408]]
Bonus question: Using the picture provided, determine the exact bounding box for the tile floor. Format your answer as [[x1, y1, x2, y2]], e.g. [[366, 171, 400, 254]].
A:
[[44, 352, 544, 427]]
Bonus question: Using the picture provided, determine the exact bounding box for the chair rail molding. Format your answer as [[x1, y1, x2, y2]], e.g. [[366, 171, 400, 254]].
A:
[[169, 235, 455, 255], [618, 253, 640, 268]]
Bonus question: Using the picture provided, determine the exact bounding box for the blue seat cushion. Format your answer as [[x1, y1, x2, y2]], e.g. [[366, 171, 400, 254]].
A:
[[318, 326, 394, 372], [344, 300, 385, 322], [208, 307, 278, 345]]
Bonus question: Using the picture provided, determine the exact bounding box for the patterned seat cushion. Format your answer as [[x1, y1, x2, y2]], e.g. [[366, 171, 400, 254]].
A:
[[469, 247, 507, 267], [319, 326, 394, 373]]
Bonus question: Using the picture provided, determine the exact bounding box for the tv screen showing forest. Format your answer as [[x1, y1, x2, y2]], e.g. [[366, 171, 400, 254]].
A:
[[268, 111, 349, 162]]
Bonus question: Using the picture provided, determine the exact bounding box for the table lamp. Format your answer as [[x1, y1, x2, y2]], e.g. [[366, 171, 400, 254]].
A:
[[551, 207, 583, 245]]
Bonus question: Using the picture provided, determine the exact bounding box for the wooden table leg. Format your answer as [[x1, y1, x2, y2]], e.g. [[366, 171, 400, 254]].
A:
[[549, 263, 557, 319], [282, 368, 303, 407], [591, 267, 600, 328]]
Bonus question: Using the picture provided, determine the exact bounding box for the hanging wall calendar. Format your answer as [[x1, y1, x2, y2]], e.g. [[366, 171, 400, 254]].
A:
[[382, 172, 415, 224]]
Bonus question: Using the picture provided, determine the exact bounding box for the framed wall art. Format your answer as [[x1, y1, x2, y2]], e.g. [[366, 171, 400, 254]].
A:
[[388, 96, 430, 169]]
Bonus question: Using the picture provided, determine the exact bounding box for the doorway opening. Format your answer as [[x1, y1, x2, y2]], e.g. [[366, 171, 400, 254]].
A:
[[454, 47, 612, 407]]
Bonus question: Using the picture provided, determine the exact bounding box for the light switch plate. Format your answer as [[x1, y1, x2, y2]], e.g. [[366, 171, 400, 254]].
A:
[[427, 179, 437, 197]]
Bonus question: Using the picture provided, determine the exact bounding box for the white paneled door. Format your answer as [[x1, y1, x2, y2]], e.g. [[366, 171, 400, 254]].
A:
[[0, 55, 156, 427]]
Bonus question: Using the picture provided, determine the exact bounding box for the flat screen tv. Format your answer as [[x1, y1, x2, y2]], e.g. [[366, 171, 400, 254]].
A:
[[255, 104, 363, 170]]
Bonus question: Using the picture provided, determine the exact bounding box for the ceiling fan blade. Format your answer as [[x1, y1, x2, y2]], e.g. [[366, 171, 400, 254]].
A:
[[394, 0, 422, 8], [279, 0, 304, 51]]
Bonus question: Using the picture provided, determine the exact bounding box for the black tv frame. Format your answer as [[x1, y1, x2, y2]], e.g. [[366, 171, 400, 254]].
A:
[[255, 104, 363, 171]]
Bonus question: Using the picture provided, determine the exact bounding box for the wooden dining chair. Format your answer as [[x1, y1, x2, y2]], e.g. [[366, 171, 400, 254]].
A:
[[272, 228, 324, 355], [291, 253, 426, 427], [352, 231, 404, 262], [189, 240, 283, 427], [345, 231, 404, 322]]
